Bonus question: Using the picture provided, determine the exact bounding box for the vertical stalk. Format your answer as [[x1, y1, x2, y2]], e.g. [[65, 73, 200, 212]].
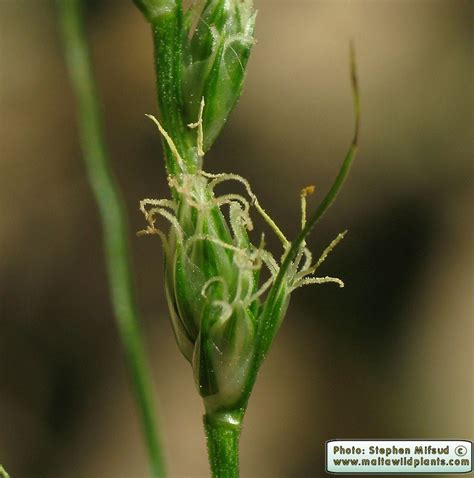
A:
[[57, 2, 166, 476], [204, 414, 242, 478], [151, 11, 198, 174]]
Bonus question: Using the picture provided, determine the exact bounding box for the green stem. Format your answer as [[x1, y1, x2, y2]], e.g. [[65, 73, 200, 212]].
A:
[[204, 414, 242, 478], [151, 11, 198, 174], [139, 1, 199, 176], [57, 2, 166, 477]]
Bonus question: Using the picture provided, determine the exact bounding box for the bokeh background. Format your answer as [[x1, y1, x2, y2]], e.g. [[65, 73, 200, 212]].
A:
[[0, 1, 472, 477]]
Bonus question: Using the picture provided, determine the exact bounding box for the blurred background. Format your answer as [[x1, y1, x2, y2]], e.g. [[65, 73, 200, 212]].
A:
[[0, 1, 472, 477]]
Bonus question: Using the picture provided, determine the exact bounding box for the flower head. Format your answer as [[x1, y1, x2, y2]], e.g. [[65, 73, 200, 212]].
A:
[[139, 101, 346, 413]]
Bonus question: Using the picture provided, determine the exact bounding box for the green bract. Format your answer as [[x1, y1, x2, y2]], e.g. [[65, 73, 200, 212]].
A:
[[183, 0, 256, 151]]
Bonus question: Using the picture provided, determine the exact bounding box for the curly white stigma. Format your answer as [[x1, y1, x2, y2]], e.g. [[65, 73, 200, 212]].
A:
[[139, 98, 346, 303]]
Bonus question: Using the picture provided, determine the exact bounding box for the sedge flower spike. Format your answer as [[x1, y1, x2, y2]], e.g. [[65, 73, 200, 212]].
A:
[[139, 98, 348, 413], [135, 1, 359, 474]]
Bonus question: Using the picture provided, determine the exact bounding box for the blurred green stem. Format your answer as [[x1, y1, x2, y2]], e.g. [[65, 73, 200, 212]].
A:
[[0, 465, 10, 478], [57, 2, 166, 476]]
